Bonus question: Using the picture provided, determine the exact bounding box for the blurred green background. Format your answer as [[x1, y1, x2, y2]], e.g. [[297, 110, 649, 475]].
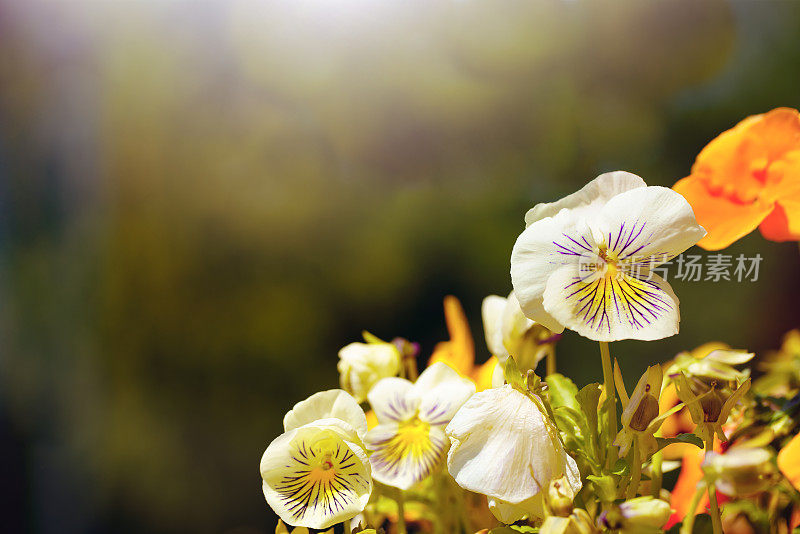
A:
[[1, 0, 799, 532]]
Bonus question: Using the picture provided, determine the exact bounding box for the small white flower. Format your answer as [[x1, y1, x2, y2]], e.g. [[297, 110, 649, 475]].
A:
[[364, 362, 475, 489], [261, 390, 372, 529], [338, 339, 402, 402], [446, 384, 582, 522], [511, 171, 706, 342], [482, 291, 558, 372]]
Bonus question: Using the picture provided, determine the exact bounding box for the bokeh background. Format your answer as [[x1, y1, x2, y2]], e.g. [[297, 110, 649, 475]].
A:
[[1, 0, 799, 532]]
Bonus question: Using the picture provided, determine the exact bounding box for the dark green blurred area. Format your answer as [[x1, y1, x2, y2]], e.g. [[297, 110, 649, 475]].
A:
[[1, 1, 799, 532]]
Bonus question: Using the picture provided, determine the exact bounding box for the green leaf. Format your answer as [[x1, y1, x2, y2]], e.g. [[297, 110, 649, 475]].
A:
[[362, 330, 385, 344], [612, 458, 630, 476], [587, 474, 618, 502], [576, 383, 602, 435], [655, 433, 704, 452], [546, 373, 581, 412]]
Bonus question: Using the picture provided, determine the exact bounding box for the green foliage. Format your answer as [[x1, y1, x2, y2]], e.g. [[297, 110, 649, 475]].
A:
[[490, 526, 538, 534], [546, 374, 604, 473], [655, 433, 705, 452]]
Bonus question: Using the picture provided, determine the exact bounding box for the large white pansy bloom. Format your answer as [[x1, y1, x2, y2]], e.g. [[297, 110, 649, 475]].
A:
[[446, 385, 582, 522], [364, 362, 475, 489], [261, 390, 372, 529], [482, 291, 558, 372], [338, 340, 402, 402], [511, 171, 706, 342]]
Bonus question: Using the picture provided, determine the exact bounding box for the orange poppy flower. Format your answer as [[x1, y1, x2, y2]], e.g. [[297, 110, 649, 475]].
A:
[[778, 432, 800, 491], [428, 295, 499, 391], [674, 107, 800, 250]]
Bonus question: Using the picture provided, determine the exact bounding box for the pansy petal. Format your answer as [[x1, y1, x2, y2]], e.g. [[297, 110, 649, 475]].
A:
[[525, 171, 646, 227], [418, 381, 475, 427], [284, 390, 368, 439], [511, 210, 593, 331], [364, 422, 448, 490], [261, 423, 372, 530], [482, 295, 508, 358], [488, 495, 545, 523], [542, 265, 680, 342], [415, 361, 469, 392], [367, 377, 418, 423], [446, 385, 577, 504], [597, 186, 706, 263], [674, 176, 772, 251]]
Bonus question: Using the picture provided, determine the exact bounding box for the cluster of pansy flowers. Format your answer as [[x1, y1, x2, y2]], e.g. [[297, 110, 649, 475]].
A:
[[260, 108, 800, 534]]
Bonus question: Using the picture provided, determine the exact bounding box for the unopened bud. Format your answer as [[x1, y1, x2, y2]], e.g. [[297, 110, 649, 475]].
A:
[[599, 497, 672, 532], [618, 497, 672, 529], [542, 509, 596, 534], [703, 447, 778, 496], [547, 476, 576, 517]]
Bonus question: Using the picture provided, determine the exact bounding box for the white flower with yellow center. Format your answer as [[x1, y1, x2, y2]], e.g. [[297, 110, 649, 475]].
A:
[[511, 171, 706, 342], [446, 384, 582, 522], [364, 362, 475, 489], [482, 291, 558, 372], [260, 390, 372, 529], [338, 336, 402, 402]]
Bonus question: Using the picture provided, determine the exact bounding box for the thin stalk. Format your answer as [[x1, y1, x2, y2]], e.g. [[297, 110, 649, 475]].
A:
[[679, 485, 706, 534], [396, 490, 407, 534], [599, 341, 618, 468], [705, 436, 723, 534], [342, 518, 351, 534], [651, 450, 664, 498], [546, 345, 557, 376], [627, 440, 641, 499]]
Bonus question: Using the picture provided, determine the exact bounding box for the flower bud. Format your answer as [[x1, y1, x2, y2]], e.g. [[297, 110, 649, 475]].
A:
[[541, 509, 596, 534], [702, 447, 778, 496], [598, 497, 672, 532], [547, 476, 576, 517], [337, 338, 401, 402]]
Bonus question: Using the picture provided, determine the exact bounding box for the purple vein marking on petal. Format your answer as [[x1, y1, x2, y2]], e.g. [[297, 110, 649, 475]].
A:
[[563, 234, 593, 253], [613, 223, 625, 250], [553, 241, 582, 256]]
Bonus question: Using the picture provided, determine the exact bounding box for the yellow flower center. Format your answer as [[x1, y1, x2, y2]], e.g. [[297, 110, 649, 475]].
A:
[[598, 246, 620, 278]]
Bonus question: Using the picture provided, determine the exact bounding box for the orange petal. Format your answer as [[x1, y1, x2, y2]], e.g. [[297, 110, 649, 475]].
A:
[[674, 175, 773, 250], [427, 296, 475, 376], [778, 433, 800, 491], [667, 448, 708, 528], [743, 108, 800, 163], [471, 356, 499, 392], [365, 409, 378, 430], [760, 189, 800, 242]]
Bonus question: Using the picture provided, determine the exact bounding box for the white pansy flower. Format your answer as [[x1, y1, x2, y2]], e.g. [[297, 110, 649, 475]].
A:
[[364, 362, 475, 489], [261, 390, 372, 529], [446, 384, 582, 522], [511, 171, 706, 342], [482, 291, 558, 372], [338, 337, 402, 402]]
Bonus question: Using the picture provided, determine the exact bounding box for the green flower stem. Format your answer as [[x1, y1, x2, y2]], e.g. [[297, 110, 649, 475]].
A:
[[599, 341, 618, 469], [342, 518, 351, 534], [627, 440, 641, 499], [651, 450, 664, 498], [545, 345, 556, 376], [679, 484, 706, 534], [705, 436, 723, 534], [395, 490, 408, 534]]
